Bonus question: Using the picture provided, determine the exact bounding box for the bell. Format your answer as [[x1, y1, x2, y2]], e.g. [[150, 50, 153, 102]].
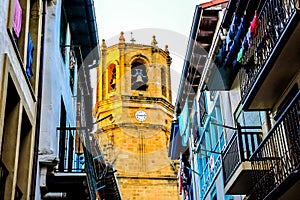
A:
[[110, 78, 116, 85], [136, 75, 144, 83]]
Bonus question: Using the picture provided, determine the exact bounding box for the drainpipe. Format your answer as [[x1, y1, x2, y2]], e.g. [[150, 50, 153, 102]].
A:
[[43, 193, 67, 199], [30, 0, 47, 199]]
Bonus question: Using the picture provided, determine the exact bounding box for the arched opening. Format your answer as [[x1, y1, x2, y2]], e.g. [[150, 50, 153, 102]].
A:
[[131, 61, 148, 91], [108, 63, 116, 93]]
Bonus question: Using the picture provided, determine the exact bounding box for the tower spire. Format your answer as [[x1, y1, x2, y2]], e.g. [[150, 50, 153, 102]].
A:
[[151, 35, 158, 46], [101, 39, 107, 49], [165, 45, 169, 54], [119, 31, 125, 44]]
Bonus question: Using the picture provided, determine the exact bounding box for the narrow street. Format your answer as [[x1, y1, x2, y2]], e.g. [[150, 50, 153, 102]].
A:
[[0, 0, 299, 200]]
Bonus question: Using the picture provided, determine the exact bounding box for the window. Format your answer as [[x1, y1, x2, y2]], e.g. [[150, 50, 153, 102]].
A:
[[1, 75, 33, 199], [131, 61, 148, 91], [108, 64, 117, 93], [27, 0, 39, 81], [60, 6, 67, 62], [211, 98, 223, 151], [11, 0, 24, 49], [9, 0, 37, 81]]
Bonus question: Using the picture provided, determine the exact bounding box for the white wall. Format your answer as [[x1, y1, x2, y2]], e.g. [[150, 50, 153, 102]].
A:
[[39, 0, 76, 157]]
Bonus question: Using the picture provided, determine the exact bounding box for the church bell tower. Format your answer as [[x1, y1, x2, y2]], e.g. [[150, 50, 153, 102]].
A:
[[94, 32, 179, 200]]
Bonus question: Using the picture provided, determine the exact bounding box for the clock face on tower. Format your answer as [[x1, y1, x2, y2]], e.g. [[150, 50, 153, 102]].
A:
[[135, 110, 147, 122]]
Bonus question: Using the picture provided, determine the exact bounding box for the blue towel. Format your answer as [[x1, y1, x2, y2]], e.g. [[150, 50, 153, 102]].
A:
[[26, 32, 34, 78]]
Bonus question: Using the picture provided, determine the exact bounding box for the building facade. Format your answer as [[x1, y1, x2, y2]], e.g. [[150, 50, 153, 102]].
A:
[[0, 0, 121, 199], [170, 0, 300, 199], [34, 0, 122, 199], [0, 0, 44, 199], [94, 33, 179, 200]]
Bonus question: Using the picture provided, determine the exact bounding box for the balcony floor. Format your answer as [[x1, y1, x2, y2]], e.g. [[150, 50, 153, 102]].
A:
[[46, 172, 88, 194], [279, 179, 300, 200], [272, 167, 300, 200], [225, 161, 253, 194]]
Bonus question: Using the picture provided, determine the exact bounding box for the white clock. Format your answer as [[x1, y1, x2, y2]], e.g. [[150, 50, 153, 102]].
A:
[[135, 110, 147, 122]]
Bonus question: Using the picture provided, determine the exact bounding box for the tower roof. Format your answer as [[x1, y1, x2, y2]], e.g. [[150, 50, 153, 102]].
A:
[[100, 32, 171, 58]]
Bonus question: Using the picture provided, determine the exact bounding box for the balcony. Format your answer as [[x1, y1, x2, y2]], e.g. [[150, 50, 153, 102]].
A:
[[222, 128, 262, 194], [200, 0, 247, 91], [0, 160, 8, 200], [240, 0, 300, 110], [249, 91, 300, 200], [45, 127, 96, 199], [89, 135, 122, 200]]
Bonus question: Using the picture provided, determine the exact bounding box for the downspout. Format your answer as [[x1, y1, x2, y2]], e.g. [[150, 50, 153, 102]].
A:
[[30, 0, 47, 199]]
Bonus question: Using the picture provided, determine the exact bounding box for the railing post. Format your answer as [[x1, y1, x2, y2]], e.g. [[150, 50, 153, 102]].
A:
[[58, 128, 66, 172], [67, 128, 74, 172], [237, 123, 244, 161]]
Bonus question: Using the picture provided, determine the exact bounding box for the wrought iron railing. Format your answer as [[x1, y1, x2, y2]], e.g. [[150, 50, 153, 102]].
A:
[[57, 127, 85, 172], [250, 91, 300, 199], [0, 160, 8, 200], [222, 128, 262, 184], [57, 127, 98, 199], [89, 135, 122, 200], [239, 0, 298, 101], [56, 127, 121, 199], [82, 133, 98, 200]]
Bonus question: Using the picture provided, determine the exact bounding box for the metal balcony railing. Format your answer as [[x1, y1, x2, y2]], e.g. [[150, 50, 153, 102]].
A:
[[0, 160, 8, 200], [239, 0, 298, 101], [57, 127, 121, 199], [250, 91, 300, 199], [82, 135, 98, 200], [222, 128, 262, 184], [88, 134, 122, 200], [57, 127, 98, 199], [57, 127, 85, 172]]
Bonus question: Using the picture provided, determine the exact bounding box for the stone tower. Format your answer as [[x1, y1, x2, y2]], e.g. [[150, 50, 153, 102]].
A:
[[94, 32, 179, 200]]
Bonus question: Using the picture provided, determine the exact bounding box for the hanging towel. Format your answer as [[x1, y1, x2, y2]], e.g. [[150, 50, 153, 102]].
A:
[[250, 11, 260, 38], [216, 47, 223, 67], [228, 13, 240, 39], [242, 36, 249, 51], [224, 40, 238, 69], [225, 32, 233, 52], [225, 13, 240, 52], [237, 48, 244, 62], [178, 155, 183, 195], [26, 32, 34, 78], [246, 30, 253, 48], [234, 16, 246, 46], [237, 37, 249, 62], [13, 0, 22, 37]]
